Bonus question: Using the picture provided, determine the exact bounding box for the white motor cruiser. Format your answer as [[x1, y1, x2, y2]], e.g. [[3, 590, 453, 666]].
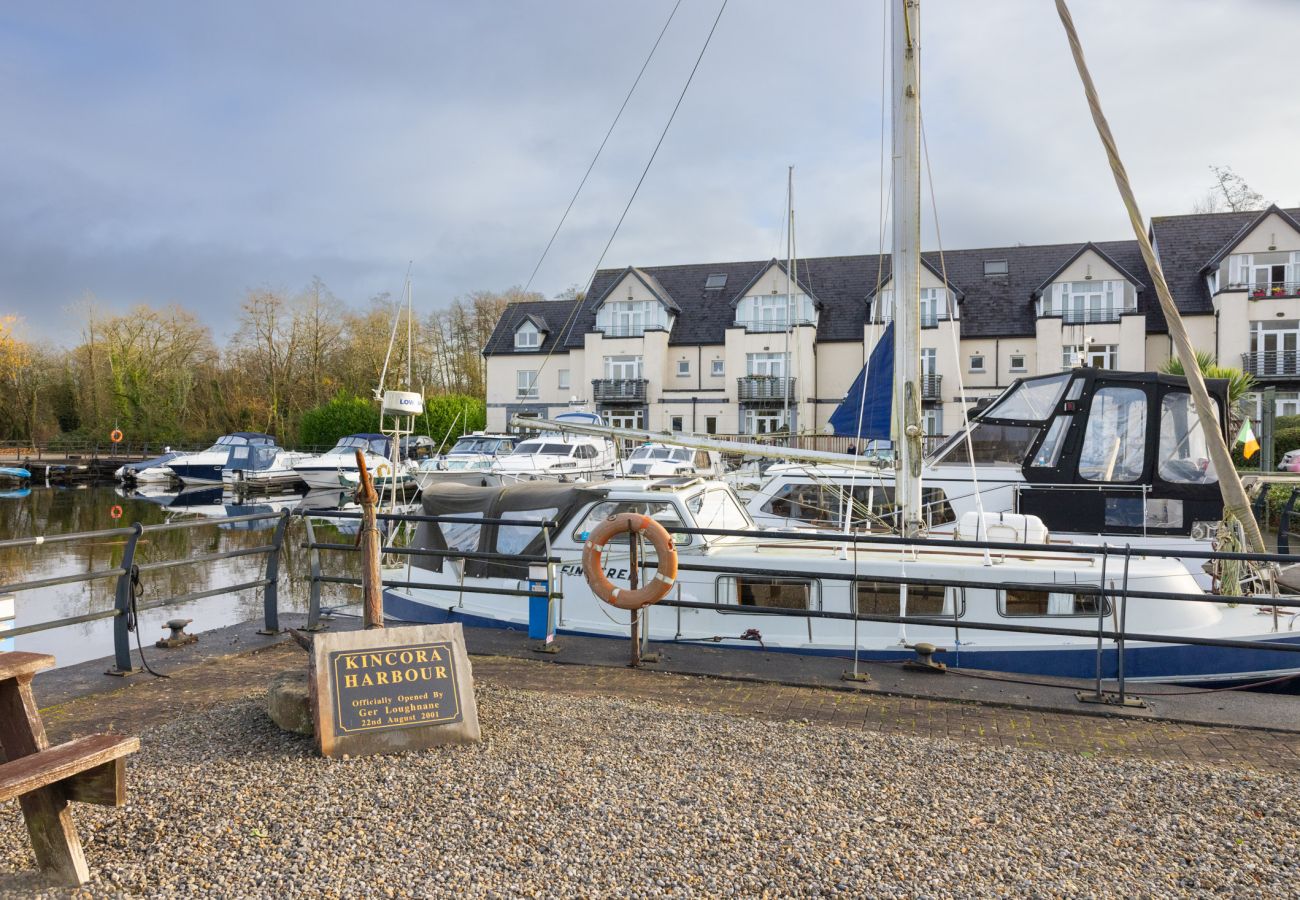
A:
[[114, 451, 183, 485], [489, 412, 617, 484], [222, 445, 313, 490], [616, 443, 724, 479], [294, 434, 415, 491], [167, 433, 277, 486], [414, 433, 519, 491]]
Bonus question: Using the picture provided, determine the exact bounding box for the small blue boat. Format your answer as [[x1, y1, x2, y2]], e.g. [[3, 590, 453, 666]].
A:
[[0, 466, 31, 485]]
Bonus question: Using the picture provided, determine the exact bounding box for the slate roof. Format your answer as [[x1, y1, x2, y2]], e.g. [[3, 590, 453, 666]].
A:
[[1149, 206, 1300, 318], [482, 210, 1300, 354], [481, 298, 580, 356]]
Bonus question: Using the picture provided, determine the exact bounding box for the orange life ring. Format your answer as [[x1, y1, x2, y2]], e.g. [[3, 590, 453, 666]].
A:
[[110, 505, 123, 520], [109, 429, 124, 444], [582, 513, 677, 611]]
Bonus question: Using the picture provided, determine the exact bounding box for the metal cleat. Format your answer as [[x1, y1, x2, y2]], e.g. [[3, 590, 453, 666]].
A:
[[156, 618, 198, 649], [903, 641, 947, 673]]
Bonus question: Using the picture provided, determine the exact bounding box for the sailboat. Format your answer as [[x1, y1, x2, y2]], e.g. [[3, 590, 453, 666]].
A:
[[385, 1, 1300, 684]]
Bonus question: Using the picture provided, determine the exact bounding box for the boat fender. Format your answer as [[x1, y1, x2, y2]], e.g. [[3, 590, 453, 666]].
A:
[[375, 464, 391, 479], [582, 513, 677, 611]]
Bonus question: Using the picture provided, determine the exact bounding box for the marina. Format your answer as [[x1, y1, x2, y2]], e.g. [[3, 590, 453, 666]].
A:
[[4, 0, 1300, 893]]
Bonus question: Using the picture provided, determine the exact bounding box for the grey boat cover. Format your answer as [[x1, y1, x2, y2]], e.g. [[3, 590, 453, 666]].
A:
[[414, 482, 607, 579]]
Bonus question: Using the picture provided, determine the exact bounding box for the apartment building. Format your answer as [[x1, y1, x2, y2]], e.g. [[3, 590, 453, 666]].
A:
[[483, 205, 1300, 436]]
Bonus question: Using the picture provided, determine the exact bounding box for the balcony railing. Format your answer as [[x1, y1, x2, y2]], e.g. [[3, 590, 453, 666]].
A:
[[733, 318, 816, 333], [1241, 282, 1300, 299], [1039, 307, 1135, 324], [871, 315, 948, 328], [592, 378, 648, 403], [595, 325, 647, 338], [738, 376, 796, 403], [1241, 352, 1300, 378], [921, 373, 942, 401]]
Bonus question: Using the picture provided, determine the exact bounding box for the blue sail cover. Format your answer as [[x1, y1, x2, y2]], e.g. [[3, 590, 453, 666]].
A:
[[829, 324, 893, 441]]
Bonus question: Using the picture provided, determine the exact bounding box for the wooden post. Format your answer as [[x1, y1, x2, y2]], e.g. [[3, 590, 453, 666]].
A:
[[355, 449, 384, 629]]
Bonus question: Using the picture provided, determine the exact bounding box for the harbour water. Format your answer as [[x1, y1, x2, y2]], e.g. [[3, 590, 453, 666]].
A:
[[0, 485, 366, 667]]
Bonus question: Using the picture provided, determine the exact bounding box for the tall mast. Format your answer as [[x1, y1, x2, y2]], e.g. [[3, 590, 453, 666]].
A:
[[784, 166, 794, 434], [891, 0, 923, 537]]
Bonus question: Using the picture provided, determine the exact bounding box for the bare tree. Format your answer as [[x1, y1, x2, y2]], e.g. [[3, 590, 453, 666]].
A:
[[1192, 165, 1266, 214]]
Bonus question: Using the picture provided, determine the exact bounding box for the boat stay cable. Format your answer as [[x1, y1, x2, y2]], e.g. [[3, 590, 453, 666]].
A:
[[520, 0, 685, 297], [520, 0, 730, 397], [1053, 0, 1265, 554]]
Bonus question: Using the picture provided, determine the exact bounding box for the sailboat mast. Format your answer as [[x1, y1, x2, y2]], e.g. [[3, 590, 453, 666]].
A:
[[891, 0, 924, 537], [785, 166, 794, 434]]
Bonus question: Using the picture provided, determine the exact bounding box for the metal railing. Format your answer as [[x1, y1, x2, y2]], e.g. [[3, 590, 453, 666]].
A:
[[592, 378, 649, 403], [737, 376, 796, 402], [1038, 307, 1135, 324], [1241, 351, 1300, 378], [920, 373, 942, 401], [1239, 281, 1300, 298], [0, 510, 290, 675], [733, 318, 816, 333], [300, 507, 1300, 706]]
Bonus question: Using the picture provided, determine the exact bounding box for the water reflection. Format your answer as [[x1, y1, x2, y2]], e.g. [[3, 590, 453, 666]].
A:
[[0, 485, 381, 667]]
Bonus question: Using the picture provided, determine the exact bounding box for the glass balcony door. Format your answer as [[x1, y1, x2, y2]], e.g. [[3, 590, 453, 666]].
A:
[[1251, 322, 1300, 375]]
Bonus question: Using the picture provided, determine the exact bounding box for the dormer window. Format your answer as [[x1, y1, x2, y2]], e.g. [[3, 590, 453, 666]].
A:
[[1038, 280, 1133, 324], [515, 320, 542, 350], [705, 273, 728, 290], [1229, 252, 1300, 296], [736, 292, 816, 332], [872, 288, 956, 326]]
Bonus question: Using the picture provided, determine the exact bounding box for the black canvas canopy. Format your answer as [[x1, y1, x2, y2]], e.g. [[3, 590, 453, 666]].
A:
[[414, 482, 607, 578]]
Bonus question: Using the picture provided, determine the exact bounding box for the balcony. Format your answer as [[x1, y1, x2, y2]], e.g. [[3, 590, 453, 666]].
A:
[[1038, 307, 1134, 324], [738, 376, 796, 403], [592, 378, 648, 404], [921, 373, 943, 401], [1242, 282, 1300, 300], [733, 318, 816, 333], [1241, 352, 1300, 379]]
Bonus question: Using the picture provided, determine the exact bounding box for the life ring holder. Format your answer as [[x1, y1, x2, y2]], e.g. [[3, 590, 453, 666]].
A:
[[109, 429, 124, 444], [582, 513, 677, 611]]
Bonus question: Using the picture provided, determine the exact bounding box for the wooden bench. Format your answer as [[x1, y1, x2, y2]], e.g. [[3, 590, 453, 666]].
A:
[[0, 651, 139, 886]]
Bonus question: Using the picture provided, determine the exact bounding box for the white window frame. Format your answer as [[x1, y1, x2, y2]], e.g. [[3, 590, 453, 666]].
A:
[[710, 359, 725, 377], [1062, 343, 1117, 370], [514, 321, 541, 350], [1009, 354, 1026, 372], [670, 416, 684, 431], [920, 348, 937, 376], [516, 370, 539, 399], [604, 355, 643, 380], [746, 352, 787, 377], [557, 369, 570, 391], [677, 359, 690, 377], [969, 354, 985, 373]]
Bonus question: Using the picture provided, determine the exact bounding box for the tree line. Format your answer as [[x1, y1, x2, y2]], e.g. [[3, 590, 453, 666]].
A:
[[0, 281, 541, 446]]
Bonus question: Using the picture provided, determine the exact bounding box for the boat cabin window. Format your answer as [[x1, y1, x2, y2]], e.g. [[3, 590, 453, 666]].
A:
[[686, 488, 752, 533], [1078, 387, 1147, 483], [760, 483, 954, 529], [855, 582, 950, 617], [513, 442, 574, 456], [574, 445, 598, 460], [441, 513, 484, 555], [1001, 588, 1106, 617], [933, 422, 1041, 467], [1030, 415, 1072, 468], [721, 575, 813, 610], [982, 373, 1070, 422], [497, 509, 559, 555], [571, 500, 691, 547], [1157, 393, 1218, 485]]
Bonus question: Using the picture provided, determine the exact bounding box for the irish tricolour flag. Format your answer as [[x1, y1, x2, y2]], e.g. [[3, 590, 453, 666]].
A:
[[1237, 419, 1260, 460]]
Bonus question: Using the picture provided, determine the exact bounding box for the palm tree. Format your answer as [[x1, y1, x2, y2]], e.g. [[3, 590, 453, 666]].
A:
[[1160, 350, 1254, 427]]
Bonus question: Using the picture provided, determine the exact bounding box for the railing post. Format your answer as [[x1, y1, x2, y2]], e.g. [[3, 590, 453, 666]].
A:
[[303, 516, 327, 631], [1116, 545, 1132, 704], [258, 509, 291, 635], [106, 523, 144, 677]]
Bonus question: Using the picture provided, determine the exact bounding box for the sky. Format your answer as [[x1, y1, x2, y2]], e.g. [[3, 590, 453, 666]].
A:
[[3, 0, 1299, 345]]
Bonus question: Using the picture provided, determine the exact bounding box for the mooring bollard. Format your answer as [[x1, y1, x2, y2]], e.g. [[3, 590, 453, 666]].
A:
[[107, 524, 144, 677]]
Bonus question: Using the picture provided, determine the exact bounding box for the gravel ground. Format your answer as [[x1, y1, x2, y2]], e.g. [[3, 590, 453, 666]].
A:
[[1, 681, 1297, 898]]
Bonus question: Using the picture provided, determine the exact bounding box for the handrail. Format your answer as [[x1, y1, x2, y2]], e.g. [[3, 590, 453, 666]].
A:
[[299, 509, 559, 528]]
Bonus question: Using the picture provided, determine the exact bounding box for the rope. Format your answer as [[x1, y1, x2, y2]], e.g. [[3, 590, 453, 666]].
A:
[[1053, 0, 1265, 554], [520, 0, 684, 296], [126, 565, 168, 679], [521, 0, 730, 396]]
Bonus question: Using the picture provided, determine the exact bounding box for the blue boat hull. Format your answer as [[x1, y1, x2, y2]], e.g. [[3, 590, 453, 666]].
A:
[[384, 589, 1300, 686], [169, 463, 224, 485]]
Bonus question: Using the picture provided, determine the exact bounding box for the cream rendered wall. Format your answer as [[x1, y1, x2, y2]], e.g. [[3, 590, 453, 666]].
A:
[[1226, 212, 1300, 255], [1145, 334, 1172, 371], [1050, 249, 1138, 307], [661, 343, 728, 431], [814, 341, 864, 432], [1216, 296, 1251, 366], [486, 349, 579, 431]]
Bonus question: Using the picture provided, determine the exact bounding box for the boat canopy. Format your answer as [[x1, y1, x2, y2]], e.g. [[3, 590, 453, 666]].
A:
[[123, 451, 183, 473], [333, 434, 390, 457], [202, 432, 276, 453], [414, 482, 607, 579], [224, 444, 283, 472]]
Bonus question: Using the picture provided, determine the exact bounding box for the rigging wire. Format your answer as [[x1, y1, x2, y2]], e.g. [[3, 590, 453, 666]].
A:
[[520, 0, 685, 297], [521, 0, 731, 397]]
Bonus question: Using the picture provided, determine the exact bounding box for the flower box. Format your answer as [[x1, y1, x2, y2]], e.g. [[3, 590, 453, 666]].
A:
[[1252, 289, 1267, 298], [1271, 288, 1287, 297]]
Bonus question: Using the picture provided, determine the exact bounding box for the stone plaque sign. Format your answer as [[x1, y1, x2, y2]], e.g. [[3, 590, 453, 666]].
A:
[[310, 623, 480, 758]]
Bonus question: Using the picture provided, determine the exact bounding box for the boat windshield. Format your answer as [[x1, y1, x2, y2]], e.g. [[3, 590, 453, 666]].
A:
[[686, 488, 753, 536], [513, 442, 573, 456], [450, 438, 498, 454], [981, 373, 1070, 422], [334, 436, 387, 455], [932, 421, 1042, 467], [630, 447, 690, 462]]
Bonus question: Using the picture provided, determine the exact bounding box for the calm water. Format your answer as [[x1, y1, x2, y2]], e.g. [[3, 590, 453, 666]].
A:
[[0, 484, 373, 668]]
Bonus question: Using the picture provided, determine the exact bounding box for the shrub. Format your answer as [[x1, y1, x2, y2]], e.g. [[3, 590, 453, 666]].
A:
[[297, 393, 380, 450]]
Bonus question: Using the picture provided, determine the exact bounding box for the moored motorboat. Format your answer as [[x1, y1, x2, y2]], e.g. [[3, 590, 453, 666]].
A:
[[0, 466, 31, 486], [114, 451, 182, 485], [168, 433, 277, 486]]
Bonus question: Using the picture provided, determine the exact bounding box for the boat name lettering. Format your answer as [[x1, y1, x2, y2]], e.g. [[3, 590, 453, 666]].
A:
[[559, 563, 628, 580]]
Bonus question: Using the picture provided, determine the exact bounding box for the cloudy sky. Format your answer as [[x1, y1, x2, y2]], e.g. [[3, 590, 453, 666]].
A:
[[3, 0, 1298, 344]]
